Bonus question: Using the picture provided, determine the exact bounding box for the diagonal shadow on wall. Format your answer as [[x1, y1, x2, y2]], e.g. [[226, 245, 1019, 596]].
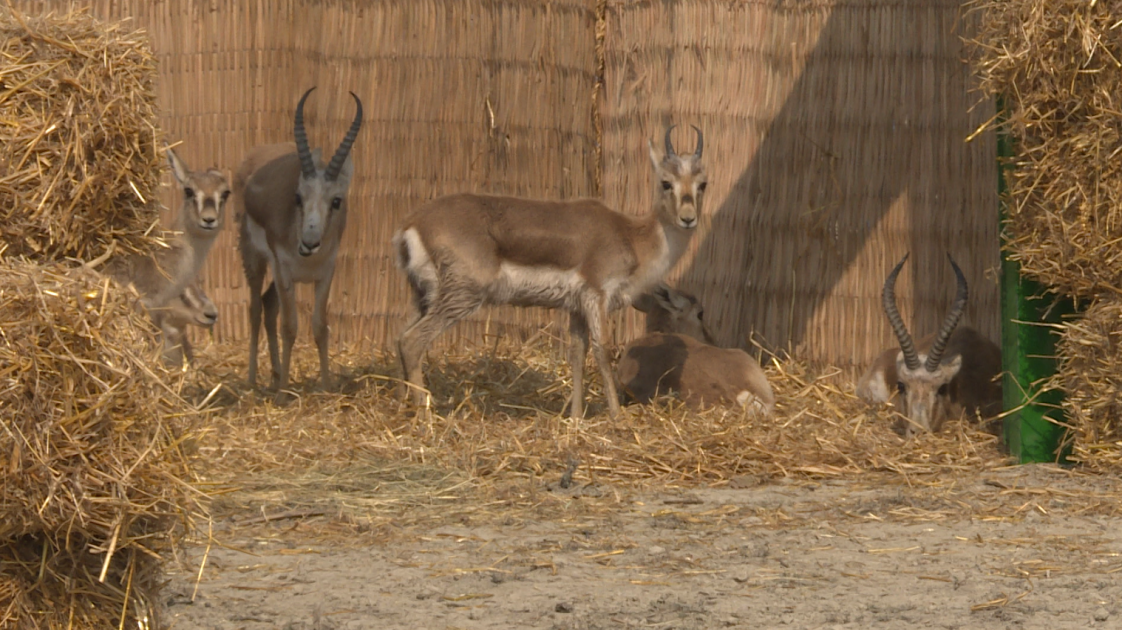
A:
[[667, 1, 998, 367]]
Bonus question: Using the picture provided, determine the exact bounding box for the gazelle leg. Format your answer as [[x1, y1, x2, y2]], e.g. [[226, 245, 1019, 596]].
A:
[[568, 312, 590, 419], [262, 281, 281, 389], [586, 295, 621, 418], [397, 294, 482, 409], [312, 269, 335, 390], [275, 273, 298, 394]]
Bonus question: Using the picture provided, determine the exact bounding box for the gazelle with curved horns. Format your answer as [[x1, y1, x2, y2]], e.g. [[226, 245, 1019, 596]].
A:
[[236, 87, 363, 393], [856, 254, 1002, 437], [394, 125, 708, 418]]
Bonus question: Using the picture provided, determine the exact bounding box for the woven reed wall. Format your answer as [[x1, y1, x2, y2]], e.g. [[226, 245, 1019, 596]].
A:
[[601, 0, 999, 369], [16, 0, 997, 369]]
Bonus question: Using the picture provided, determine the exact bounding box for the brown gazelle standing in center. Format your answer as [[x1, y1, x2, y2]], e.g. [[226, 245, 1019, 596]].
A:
[[856, 254, 1002, 437], [394, 126, 708, 418], [236, 87, 363, 393]]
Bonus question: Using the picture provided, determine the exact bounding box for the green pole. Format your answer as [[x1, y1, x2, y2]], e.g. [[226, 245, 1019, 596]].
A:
[[997, 100, 1076, 464]]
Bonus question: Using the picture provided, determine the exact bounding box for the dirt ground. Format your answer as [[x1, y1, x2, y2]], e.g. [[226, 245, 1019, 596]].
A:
[[163, 464, 1121, 630]]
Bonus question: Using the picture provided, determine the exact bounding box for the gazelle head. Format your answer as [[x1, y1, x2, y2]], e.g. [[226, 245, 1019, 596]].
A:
[[292, 87, 364, 257], [167, 148, 230, 237], [648, 125, 707, 231], [883, 253, 969, 437], [634, 282, 716, 345], [176, 283, 218, 328]]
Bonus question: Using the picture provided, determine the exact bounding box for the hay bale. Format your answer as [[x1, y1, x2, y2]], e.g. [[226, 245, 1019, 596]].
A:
[[0, 259, 200, 629], [1050, 295, 1122, 471], [968, 0, 1122, 298], [0, 6, 163, 263]]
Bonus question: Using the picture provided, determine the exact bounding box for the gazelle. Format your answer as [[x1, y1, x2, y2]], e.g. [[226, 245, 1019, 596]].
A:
[[856, 254, 1002, 437], [153, 281, 218, 368], [394, 126, 708, 419], [105, 147, 229, 354], [236, 87, 363, 393], [618, 283, 775, 413]]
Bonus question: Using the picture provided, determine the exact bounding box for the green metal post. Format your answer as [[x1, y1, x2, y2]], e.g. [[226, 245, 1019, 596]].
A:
[[997, 101, 1076, 464]]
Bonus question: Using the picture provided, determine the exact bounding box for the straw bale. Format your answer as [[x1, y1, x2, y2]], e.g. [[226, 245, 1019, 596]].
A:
[[0, 259, 200, 629], [0, 6, 163, 263], [1049, 295, 1122, 471], [968, 0, 1122, 298]]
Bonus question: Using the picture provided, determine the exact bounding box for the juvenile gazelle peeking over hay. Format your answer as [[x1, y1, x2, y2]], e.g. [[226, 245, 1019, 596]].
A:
[[153, 281, 218, 368], [394, 126, 708, 418], [105, 147, 229, 361], [618, 283, 775, 413], [236, 87, 363, 394], [857, 254, 1002, 437]]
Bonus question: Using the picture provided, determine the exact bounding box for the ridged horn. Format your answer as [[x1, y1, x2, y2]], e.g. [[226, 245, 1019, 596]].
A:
[[294, 87, 317, 179], [690, 124, 703, 160], [324, 91, 363, 181], [664, 124, 679, 159], [883, 253, 921, 371], [924, 255, 969, 372]]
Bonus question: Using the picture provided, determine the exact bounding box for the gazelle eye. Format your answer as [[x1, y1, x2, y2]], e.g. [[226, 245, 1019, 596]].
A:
[[294, 194, 302, 206], [937, 384, 948, 396], [896, 381, 906, 394], [331, 197, 342, 210], [183, 187, 195, 199], [698, 181, 708, 193], [661, 181, 672, 191], [220, 190, 231, 202], [697, 309, 704, 320]]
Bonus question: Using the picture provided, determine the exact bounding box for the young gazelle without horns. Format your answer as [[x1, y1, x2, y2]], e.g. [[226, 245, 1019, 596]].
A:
[[236, 87, 363, 393], [156, 282, 219, 368], [394, 126, 708, 418], [856, 254, 1002, 437], [105, 147, 229, 361], [618, 283, 775, 413]]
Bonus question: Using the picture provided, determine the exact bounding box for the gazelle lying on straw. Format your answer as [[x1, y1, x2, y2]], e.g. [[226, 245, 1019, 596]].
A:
[[617, 283, 775, 414], [856, 254, 1002, 437], [394, 126, 708, 418], [153, 281, 218, 368], [104, 147, 229, 363], [236, 87, 363, 393]]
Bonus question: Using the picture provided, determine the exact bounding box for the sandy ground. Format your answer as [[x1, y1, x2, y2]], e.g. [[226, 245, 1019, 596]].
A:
[[163, 464, 1121, 630]]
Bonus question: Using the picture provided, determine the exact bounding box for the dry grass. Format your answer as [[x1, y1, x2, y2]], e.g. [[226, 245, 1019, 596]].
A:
[[966, 0, 1122, 469], [0, 259, 202, 630], [167, 330, 1021, 540], [967, 0, 1122, 298], [152, 330, 1122, 553], [1050, 295, 1122, 471], [181, 335, 1010, 489], [0, 5, 163, 263]]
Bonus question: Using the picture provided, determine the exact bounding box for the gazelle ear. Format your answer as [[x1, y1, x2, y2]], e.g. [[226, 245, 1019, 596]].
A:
[[648, 138, 661, 169], [166, 147, 190, 185], [651, 283, 677, 312], [666, 287, 693, 312]]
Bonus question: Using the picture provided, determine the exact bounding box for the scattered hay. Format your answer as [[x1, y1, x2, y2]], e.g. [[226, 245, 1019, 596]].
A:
[[0, 6, 163, 263], [967, 0, 1122, 298], [0, 259, 202, 629], [182, 334, 1011, 498], [1050, 295, 1122, 471]]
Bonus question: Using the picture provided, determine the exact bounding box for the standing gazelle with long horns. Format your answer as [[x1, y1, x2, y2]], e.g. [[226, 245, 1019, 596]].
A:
[[856, 254, 1002, 437], [394, 126, 708, 419], [236, 87, 363, 393]]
